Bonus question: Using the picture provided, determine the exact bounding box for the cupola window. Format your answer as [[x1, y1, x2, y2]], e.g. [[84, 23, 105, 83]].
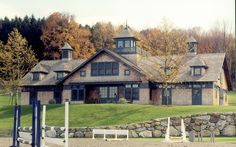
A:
[[125, 40, 130, 48], [118, 41, 123, 48]]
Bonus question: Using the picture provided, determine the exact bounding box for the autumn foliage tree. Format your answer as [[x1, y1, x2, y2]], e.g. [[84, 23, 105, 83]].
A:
[[91, 22, 115, 50], [0, 28, 37, 104], [41, 12, 95, 60]]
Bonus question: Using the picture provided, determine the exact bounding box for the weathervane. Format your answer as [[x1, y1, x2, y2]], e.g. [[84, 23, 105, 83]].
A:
[[125, 19, 128, 29]]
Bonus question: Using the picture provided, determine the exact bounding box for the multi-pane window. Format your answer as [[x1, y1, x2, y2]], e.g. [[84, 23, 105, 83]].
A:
[[112, 62, 119, 75], [32, 73, 40, 81], [118, 41, 123, 48], [105, 62, 112, 75], [125, 85, 132, 100], [71, 89, 84, 101], [99, 87, 108, 98], [125, 84, 139, 101], [125, 40, 130, 48], [193, 67, 201, 76], [91, 62, 119, 76], [98, 63, 105, 75], [91, 63, 98, 76], [109, 87, 118, 98], [99, 87, 118, 99]]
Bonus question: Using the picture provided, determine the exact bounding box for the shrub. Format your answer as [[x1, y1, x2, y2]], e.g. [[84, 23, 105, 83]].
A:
[[48, 99, 56, 104], [118, 98, 128, 104]]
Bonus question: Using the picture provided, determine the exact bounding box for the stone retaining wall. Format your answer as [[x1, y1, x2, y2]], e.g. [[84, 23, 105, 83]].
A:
[[45, 112, 236, 138]]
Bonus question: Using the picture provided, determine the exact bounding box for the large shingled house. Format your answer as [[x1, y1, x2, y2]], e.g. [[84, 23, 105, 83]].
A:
[[21, 27, 232, 105]]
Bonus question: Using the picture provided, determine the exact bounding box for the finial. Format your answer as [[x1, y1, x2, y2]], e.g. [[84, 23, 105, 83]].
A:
[[125, 19, 128, 29]]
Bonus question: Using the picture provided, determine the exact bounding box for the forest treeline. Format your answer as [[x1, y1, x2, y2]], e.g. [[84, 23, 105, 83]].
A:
[[0, 12, 235, 87]]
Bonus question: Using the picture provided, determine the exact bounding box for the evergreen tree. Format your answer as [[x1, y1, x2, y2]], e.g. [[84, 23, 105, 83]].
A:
[[0, 15, 45, 60]]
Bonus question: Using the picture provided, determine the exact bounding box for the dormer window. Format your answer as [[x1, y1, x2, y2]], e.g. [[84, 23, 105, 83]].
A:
[[190, 57, 207, 76], [57, 72, 64, 80], [32, 73, 40, 81], [193, 67, 201, 76]]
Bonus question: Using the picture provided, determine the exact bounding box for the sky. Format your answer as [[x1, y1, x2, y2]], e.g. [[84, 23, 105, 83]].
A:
[[0, 0, 235, 31]]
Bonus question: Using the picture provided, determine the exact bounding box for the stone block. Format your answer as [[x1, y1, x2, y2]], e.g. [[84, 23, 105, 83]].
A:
[[222, 125, 236, 136], [139, 130, 152, 138]]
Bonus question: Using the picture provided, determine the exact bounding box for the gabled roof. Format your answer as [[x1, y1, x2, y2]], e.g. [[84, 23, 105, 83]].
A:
[[58, 49, 146, 84], [22, 59, 85, 86], [137, 53, 232, 90], [60, 42, 73, 50], [190, 57, 207, 67], [30, 63, 49, 73]]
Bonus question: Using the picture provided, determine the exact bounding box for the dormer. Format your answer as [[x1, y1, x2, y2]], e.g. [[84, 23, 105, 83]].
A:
[[113, 26, 139, 54], [190, 57, 208, 76], [60, 42, 73, 60], [187, 36, 198, 55], [54, 62, 72, 80], [31, 64, 48, 81]]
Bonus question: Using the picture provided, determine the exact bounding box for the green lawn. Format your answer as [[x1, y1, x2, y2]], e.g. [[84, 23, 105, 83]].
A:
[[0, 91, 236, 130], [0, 94, 12, 108], [228, 91, 236, 106]]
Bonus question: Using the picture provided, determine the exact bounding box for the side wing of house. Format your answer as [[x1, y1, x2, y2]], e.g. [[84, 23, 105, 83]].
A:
[[61, 50, 152, 104]]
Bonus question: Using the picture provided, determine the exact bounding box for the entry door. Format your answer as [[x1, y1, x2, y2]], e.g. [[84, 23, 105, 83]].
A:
[[54, 90, 62, 104], [78, 89, 85, 101], [162, 88, 172, 105], [192, 88, 202, 105], [29, 91, 37, 105]]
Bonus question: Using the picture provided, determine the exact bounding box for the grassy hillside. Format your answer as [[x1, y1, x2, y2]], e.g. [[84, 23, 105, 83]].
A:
[[1, 104, 236, 130], [0, 91, 235, 130]]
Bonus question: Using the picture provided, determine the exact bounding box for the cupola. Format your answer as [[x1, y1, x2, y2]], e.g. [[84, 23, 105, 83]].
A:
[[60, 42, 73, 60], [113, 25, 139, 54], [186, 36, 198, 55]]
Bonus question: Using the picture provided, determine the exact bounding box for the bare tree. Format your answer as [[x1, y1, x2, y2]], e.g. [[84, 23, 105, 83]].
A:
[[143, 22, 187, 105]]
